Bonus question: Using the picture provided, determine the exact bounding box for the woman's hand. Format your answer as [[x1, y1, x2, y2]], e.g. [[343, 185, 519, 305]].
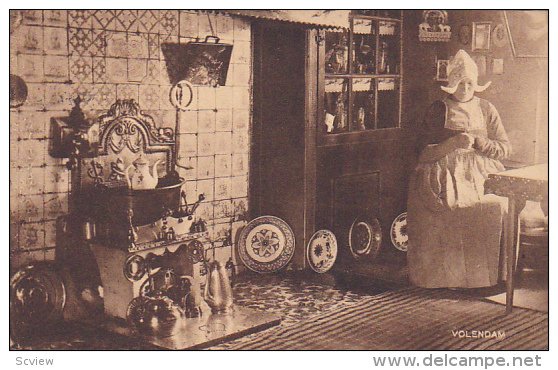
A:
[[451, 133, 475, 149]]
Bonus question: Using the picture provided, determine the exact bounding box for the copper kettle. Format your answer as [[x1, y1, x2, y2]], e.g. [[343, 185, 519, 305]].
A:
[[203, 261, 234, 314]]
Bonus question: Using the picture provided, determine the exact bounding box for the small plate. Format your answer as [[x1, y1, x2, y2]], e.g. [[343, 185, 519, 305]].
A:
[[237, 216, 295, 273], [306, 230, 338, 273], [390, 212, 408, 252], [348, 216, 382, 259]]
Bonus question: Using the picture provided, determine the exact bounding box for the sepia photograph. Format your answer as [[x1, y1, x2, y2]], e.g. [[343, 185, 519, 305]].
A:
[[6, 3, 552, 367]]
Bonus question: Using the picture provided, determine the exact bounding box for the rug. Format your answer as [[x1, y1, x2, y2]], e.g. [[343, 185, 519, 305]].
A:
[[224, 287, 548, 350]]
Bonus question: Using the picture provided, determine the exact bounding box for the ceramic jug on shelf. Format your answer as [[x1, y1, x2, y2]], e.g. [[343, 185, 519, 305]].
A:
[[125, 155, 161, 190], [203, 261, 234, 314]]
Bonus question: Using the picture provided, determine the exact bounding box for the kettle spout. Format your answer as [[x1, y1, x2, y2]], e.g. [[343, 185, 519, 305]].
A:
[[151, 160, 162, 182]]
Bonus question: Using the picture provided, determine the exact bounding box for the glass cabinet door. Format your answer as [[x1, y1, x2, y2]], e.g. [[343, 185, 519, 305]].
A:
[[320, 11, 402, 136], [352, 18, 376, 74], [352, 78, 376, 130], [324, 78, 349, 133], [324, 31, 349, 75]]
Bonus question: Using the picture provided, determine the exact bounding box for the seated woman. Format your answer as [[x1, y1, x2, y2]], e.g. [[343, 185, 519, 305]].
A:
[[407, 50, 511, 289]]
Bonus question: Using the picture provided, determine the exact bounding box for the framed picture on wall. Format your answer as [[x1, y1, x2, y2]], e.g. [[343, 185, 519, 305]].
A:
[[504, 10, 548, 58], [472, 22, 491, 51], [436, 60, 449, 81]]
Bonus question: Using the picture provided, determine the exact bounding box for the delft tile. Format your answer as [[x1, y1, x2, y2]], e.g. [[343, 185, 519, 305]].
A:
[[19, 139, 46, 167], [105, 57, 128, 83], [72, 83, 95, 110], [10, 140, 19, 169], [216, 15, 234, 40], [233, 109, 250, 131], [215, 86, 233, 109], [233, 17, 251, 41], [105, 31, 128, 58], [178, 134, 197, 156], [214, 245, 232, 265], [92, 84, 117, 110], [92, 57, 107, 83], [18, 111, 47, 139], [198, 13, 217, 37], [197, 133, 215, 156], [68, 28, 92, 56], [232, 153, 249, 176], [213, 221, 232, 240], [232, 132, 249, 154], [44, 248, 56, 262], [44, 27, 68, 55], [138, 85, 161, 110], [216, 109, 233, 132], [177, 156, 197, 181], [69, 56, 92, 83], [214, 154, 232, 178], [184, 180, 198, 204], [233, 86, 251, 108], [225, 63, 234, 86], [69, 10, 92, 29], [90, 29, 108, 57], [198, 110, 216, 133], [44, 165, 69, 193], [21, 10, 43, 26], [43, 10, 67, 27], [232, 198, 248, 221], [20, 194, 44, 222], [44, 193, 68, 220], [231, 40, 250, 64], [116, 84, 139, 101], [147, 33, 160, 60], [214, 199, 233, 219], [214, 177, 232, 200], [17, 54, 43, 82], [22, 166, 46, 195], [160, 87, 176, 111], [231, 176, 248, 198], [159, 10, 179, 35], [178, 110, 198, 133], [127, 34, 149, 59], [10, 50, 18, 74], [20, 83, 45, 111], [179, 11, 199, 38], [197, 87, 216, 110], [233, 63, 250, 87], [127, 59, 147, 82], [214, 132, 232, 155], [11, 250, 47, 269], [137, 10, 159, 34], [114, 10, 138, 32], [19, 222, 45, 250], [197, 155, 215, 179], [142, 59, 161, 84], [44, 55, 70, 82], [196, 198, 214, 220], [91, 10, 117, 31], [18, 26, 44, 54], [159, 109, 176, 129], [45, 83, 73, 111]]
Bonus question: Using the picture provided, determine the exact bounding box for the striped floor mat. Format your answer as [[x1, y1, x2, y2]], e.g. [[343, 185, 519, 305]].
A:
[[225, 287, 548, 350]]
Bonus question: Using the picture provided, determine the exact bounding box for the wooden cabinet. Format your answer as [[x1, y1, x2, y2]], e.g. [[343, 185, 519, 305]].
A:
[[250, 15, 416, 282]]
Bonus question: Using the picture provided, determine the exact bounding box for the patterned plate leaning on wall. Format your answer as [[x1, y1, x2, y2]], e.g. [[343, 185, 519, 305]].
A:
[[237, 216, 296, 273]]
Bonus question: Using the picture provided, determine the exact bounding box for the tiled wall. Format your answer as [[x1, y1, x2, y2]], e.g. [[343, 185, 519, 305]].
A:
[[9, 10, 252, 271]]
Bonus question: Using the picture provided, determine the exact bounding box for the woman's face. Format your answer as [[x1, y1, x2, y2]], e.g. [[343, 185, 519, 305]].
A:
[[453, 78, 475, 102]]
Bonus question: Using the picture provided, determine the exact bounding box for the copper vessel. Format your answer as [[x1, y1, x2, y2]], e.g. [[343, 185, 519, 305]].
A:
[[203, 261, 234, 314]]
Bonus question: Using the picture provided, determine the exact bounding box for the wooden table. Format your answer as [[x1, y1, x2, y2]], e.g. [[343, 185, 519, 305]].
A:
[[484, 164, 548, 313]]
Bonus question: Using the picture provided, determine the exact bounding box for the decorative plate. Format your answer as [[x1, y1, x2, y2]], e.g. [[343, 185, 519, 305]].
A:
[[10, 264, 66, 329], [390, 212, 408, 252], [306, 230, 338, 273], [237, 216, 296, 273], [348, 216, 382, 259]]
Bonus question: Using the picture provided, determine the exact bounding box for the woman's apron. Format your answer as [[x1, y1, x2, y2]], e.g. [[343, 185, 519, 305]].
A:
[[407, 97, 508, 288]]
